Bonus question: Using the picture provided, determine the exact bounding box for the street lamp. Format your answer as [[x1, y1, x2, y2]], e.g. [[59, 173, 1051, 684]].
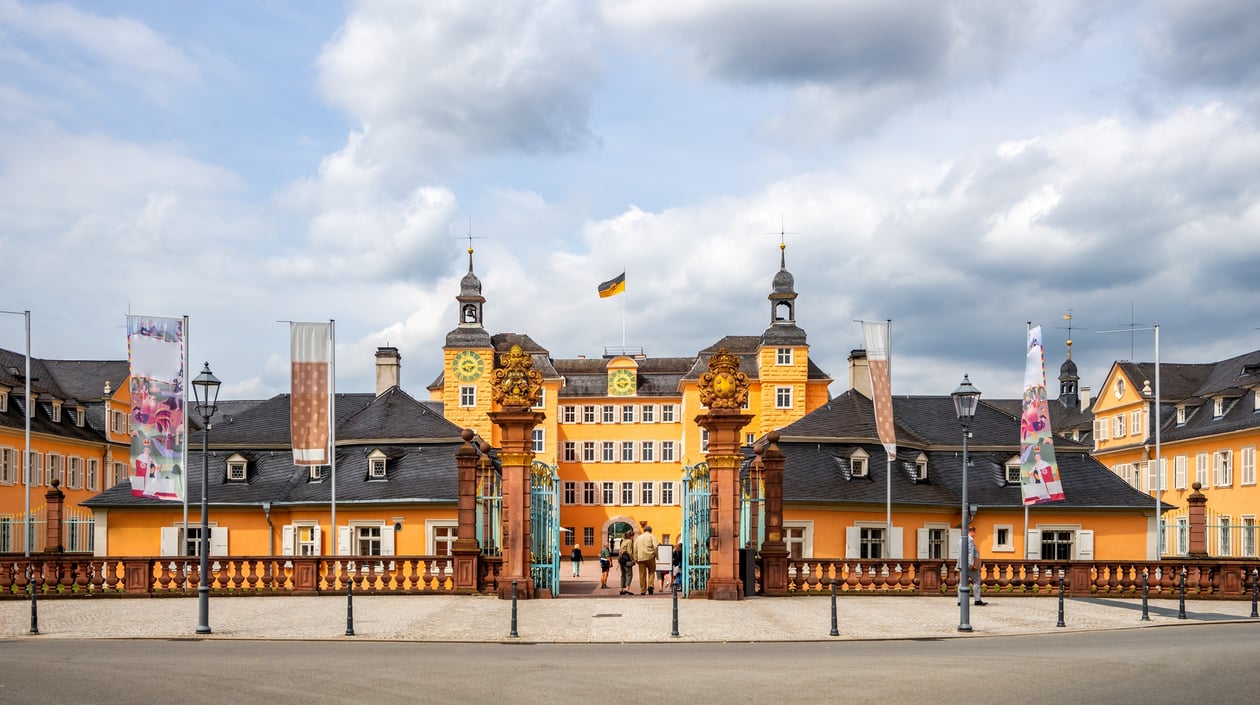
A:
[[952, 374, 981, 633], [2, 309, 36, 633], [191, 362, 220, 635]]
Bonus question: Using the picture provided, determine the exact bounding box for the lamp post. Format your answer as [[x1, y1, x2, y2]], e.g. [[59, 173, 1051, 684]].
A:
[[191, 362, 220, 635], [2, 309, 36, 633], [952, 374, 981, 633]]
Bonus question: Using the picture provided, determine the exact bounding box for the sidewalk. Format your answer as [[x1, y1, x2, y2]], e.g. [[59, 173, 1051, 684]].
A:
[[4, 569, 1257, 643]]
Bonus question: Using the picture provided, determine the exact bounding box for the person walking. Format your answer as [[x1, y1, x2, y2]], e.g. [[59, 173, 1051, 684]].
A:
[[570, 542, 584, 577], [617, 530, 635, 595], [959, 525, 987, 606], [598, 545, 611, 588], [634, 525, 658, 595]]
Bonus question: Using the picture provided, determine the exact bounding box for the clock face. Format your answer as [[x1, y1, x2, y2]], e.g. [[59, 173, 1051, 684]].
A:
[[609, 369, 635, 396], [452, 350, 484, 382]]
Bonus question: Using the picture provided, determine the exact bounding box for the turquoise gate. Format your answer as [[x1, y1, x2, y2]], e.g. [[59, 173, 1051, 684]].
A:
[[739, 466, 765, 551], [680, 461, 711, 597], [530, 460, 561, 596]]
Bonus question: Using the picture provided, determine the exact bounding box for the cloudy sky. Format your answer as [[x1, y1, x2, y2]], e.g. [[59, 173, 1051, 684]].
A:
[[2, 0, 1258, 405]]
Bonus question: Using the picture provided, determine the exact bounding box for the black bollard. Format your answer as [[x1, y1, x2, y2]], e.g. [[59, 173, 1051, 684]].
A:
[[670, 581, 680, 638], [1056, 569, 1066, 628], [1251, 568, 1258, 619], [1140, 569, 1150, 621], [1178, 568, 1187, 620], [829, 579, 839, 637], [509, 580, 519, 638], [28, 564, 39, 635], [345, 574, 355, 636]]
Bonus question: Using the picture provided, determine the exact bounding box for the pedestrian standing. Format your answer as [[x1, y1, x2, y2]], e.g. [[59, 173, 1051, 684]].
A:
[[958, 525, 987, 606], [634, 525, 658, 595], [570, 542, 584, 577], [618, 530, 635, 595], [598, 545, 611, 588]]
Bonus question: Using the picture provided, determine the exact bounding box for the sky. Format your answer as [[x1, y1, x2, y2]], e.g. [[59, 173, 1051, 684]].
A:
[[2, 0, 1259, 405]]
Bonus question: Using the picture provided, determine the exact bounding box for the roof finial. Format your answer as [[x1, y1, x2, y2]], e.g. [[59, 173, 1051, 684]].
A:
[[772, 214, 794, 270], [462, 216, 485, 273], [1061, 309, 1075, 359]]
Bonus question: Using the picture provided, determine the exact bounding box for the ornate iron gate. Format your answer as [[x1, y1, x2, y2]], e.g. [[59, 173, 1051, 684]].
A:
[[739, 466, 765, 551], [680, 461, 711, 596], [530, 460, 560, 596], [475, 456, 502, 557]]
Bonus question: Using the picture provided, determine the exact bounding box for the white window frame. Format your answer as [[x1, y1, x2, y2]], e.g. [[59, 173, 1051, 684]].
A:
[[620, 481, 635, 505], [582, 441, 596, 463], [775, 386, 792, 409], [784, 521, 813, 559], [227, 459, 247, 482], [1094, 418, 1109, 441], [582, 405, 596, 424], [620, 441, 635, 462], [621, 405, 635, 423], [425, 519, 457, 561], [776, 347, 792, 365], [1112, 414, 1125, 437], [1130, 409, 1143, 437], [532, 389, 545, 410], [0, 448, 16, 485], [563, 481, 577, 505], [660, 480, 675, 505], [1243, 515, 1257, 558], [562, 405, 577, 423], [458, 385, 476, 407], [641, 405, 656, 423], [85, 458, 99, 491], [1196, 452, 1210, 487], [1242, 446, 1256, 486], [1214, 398, 1225, 418], [562, 441, 577, 463], [601, 481, 615, 505], [993, 524, 1015, 553], [640, 481, 655, 505], [51, 401, 62, 423], [661, 404, 676, 423], [602, 405, 616, 423], [1214, 450, 1233, 487], [601, 441, 615, 462], [369, 457, 387, 480], [1176, 406, 1186, 424], [640, 440, 655, 462], [583, 481, 597, 505], [110, 410, 127, 434], [0, 390, 6, 412], [1005, 462, 1021, 484], [700, 429, 709, 453], [1174, 455, 1187, 489], [67, 456, 83, 489], [1147, 458, 1166, 492], [45, 453, 61, 486], [661, 440, 676, 463]]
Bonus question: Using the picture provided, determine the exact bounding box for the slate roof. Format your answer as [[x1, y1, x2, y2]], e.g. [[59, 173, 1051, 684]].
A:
[[774, 390, 1156, 512], [0, 347, 125, 442], [1146, 348, 1260, 442]]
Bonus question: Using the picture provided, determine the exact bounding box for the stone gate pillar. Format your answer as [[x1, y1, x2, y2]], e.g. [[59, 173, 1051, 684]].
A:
[[452, 429, 481, 593], [694, 348, 753, 601], [1186, 481, 1208, 559], [486, 345, 544, 600], [44, 479, 65, 553], [759, 432, 790, 595]]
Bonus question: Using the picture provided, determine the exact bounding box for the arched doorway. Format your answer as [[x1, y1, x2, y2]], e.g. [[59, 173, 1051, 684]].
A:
[[603, 517, 636, 554]]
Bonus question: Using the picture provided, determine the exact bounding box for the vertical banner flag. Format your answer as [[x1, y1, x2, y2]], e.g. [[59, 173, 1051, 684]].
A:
[[290, 322, 331, 465], [127, 315, 186, 501], [597, 272, 626, 298], [862, 321, 896, 455], [1020, 326, 1065, 504]]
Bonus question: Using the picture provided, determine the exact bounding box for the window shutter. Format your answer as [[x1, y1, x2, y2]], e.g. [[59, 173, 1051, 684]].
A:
[[1026, 530, 1041, 560], [888, 527, 904, 559], [160, 526, 180, 557], [1075, 530, 1094, 560], [210, 527, 228, 556], [281, 525, 295, 556], [381, 526, 396, 556], [844, 527, 859, 559], [338, 526, 351, 555], [916, 528, 930, 560], [313, 525, 323, 555], [947, 528, 961, 560]]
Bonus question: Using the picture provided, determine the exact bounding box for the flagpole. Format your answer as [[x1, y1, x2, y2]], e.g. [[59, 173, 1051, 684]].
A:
[[1024, 322, 1030, 555], [886, 319, 892, 542], [183, 316, 190, 575], [621, 268, 627, 350], [329, 319, 336, 555]]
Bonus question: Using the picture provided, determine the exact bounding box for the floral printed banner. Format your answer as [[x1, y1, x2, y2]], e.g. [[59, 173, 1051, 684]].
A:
[[1020, 326, 1065, 505], [127, 315, 186, 502]]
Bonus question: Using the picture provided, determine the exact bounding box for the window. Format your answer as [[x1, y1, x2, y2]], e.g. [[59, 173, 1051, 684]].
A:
[[67, 457, 82, 489], [661, 441, 676, 463], [582, 441, 596, 463], [228, 460, 247, 482], [1094, 418, 1109, 441], [369, 458, 387, 479], [640, 441, 655, 462], [859, 526, 884, 559], [621, 405, 635, 423], [563, 481, 577, 504], [532, 428, 545, 453], [1214, 398, 1225, 418], [775, 386, 793, 409], [1214, 450, 1233, 487], [1176, 517, 1189, 555], [185, 526, 207, 557], [1130, 410, 1143, 437], [601, 441, 615, 462], [1112, 414, 1125, 437], [563, 528, 576, 546], [0, 515, 12, 552], [583, 481, 597, 504], [745, 433, 755, 447], [296, 524, 321, 556], [621, 441, 635, 462], [602, 481, 615, 505], [562, 405, 577, 423], [1175, 455, 1188, 489], [583, 526, 595, 546], [641, 405, 655, 423], [51, 401, 61, 422], [459, 386, 476, 407], [356, 525, 383, 556], [661, 404, 676, 423], [582, 405, 596, 423], [1220, 516, 1232, 556], [112, 462, 127, 488], [45, 453, 61, 486], [1176, 406, 1186, 425], [428, 520, 457, 559], [563, 441, 577, 462], [602, 405, 616, 423], [640, 481, 655, 505], [620, 481, 635, 505], [1147, 459, 1166, 492], [1040, 530, 1073, 560], [700, 429, 709, 453], [0, 390, 6, 412], [1242, 447, 1256, 486], [784, 522, 812, 559], [851, 457, 868, 478], [1244, 516, 1257, 558], [922, 527, 948, 559], [28, 452, 41, 487], [309, 466, 324, 482], [994, 525, 1014, 552], [86, 458, 99, 491], [111, 410, 127, 434], [0, 448, 15, 485], [776, 347, 792, 365], [533, 389, 545, 409], [660, 481, 675, 505], [1196, 453, 1210, 487], [1005, 462, 1021, 484]]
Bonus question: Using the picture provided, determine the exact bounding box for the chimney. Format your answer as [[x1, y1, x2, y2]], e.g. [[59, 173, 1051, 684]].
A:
[[1080, 386, 1091, 411], [848, 349, 872, 397], [375, 347, 401, 395]]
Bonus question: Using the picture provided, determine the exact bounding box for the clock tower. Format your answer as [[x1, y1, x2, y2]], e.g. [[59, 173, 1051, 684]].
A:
[[438, 246, 495, 440]]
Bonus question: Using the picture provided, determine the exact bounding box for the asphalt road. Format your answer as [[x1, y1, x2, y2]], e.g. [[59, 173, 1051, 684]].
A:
[[3, 623, 1256, 705]]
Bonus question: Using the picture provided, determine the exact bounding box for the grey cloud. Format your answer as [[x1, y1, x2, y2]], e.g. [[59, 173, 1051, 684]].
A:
[[1143, 0, 1260, 90]]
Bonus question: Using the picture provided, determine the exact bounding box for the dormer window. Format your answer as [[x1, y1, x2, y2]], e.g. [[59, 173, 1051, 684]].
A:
[[73, 407, 84, 427], [226, 453, 248, 482], [1254, 392, 1260, 412], [309, 465, 324, 482], [1177, 406, 1186, 425], [51, 400, 62, 423], [1005, 455, 1022, 484], [914, 453, 928, 481], [851, 448, 869, 478], [368, 449, 388, 480], [1214, 398, 1225, 418], [0, 389, 7, 412]]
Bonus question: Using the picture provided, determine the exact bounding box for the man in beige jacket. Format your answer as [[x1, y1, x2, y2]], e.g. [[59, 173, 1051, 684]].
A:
[[634, 525, 658, 595]]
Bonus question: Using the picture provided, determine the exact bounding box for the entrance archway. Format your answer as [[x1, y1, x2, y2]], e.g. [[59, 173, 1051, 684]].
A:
[[603, 516, 636, 555]]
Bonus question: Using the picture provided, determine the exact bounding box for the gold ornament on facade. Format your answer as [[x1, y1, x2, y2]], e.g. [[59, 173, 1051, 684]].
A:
[[698, 347, 750, 409], [491, 344, 542, 409]]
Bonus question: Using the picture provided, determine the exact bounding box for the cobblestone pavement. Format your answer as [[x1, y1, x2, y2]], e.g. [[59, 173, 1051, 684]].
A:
[[3, 590, 1256, 642]]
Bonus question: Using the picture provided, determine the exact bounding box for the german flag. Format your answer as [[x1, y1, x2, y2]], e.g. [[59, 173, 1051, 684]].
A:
[[597, 272, 626, 298]]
